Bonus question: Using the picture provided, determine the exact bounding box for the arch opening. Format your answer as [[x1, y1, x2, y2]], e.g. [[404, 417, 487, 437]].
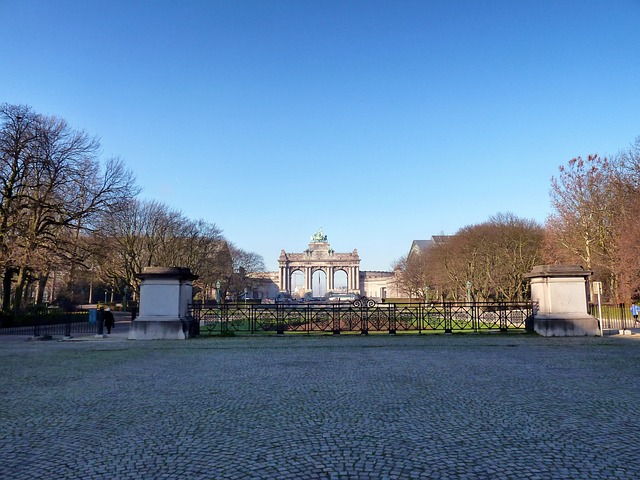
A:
[[312, 270, 327, 298], [333, 270, 348, 294], [290, 270, 304, 298]]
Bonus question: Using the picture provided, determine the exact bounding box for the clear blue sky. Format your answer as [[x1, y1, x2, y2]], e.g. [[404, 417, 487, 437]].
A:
[[2, 0, 639, 272]]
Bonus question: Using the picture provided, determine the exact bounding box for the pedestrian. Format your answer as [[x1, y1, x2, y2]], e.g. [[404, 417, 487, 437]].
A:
[[631, 303, 640, 324], [103, 307, 115, 334]]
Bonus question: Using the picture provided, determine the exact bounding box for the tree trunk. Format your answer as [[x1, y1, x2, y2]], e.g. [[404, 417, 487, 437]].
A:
[[35, 272, 49, 304], [2, 267, 15, 312], [13, 266, 27, 312]]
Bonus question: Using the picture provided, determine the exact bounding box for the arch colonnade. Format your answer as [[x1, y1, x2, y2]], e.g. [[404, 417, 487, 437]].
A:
[[278, 229, 360, 296]]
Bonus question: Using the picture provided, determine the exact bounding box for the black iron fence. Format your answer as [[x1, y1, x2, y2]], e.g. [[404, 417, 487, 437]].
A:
[[0, 312, 95, 336], [189, 301, 534, 335]]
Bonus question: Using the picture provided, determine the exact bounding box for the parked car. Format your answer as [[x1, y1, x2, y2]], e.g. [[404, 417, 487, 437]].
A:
[[328, 293, 358, 303]]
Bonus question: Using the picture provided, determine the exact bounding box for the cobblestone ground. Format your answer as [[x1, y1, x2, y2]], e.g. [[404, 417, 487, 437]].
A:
[[1, 332, 640, 479]]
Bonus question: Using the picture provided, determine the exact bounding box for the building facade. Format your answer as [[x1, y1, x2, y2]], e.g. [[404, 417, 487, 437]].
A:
[[248, 229, 401, 301], [278, 228, 361, 296]]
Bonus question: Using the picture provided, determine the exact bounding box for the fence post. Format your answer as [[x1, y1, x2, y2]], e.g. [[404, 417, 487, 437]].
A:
[[333, 304, 341, 335], [445, 302, 452, 333], [276, 304, 284, 335], [389, 303, 396, 335], [219, 304, 226, 334], [470, 302, 476, 332], [500, 302, 507, 332]]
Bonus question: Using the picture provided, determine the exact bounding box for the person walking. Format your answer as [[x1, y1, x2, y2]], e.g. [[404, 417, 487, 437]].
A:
[[631, 303, 640, 324], [103, 307, 115, 334]]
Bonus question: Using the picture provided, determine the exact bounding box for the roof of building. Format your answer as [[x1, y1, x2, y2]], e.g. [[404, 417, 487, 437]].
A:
[[409, 236, 450, 257]]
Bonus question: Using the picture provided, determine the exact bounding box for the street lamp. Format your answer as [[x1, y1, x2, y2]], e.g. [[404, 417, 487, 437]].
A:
[[216, 280, 221, 304], [123, 285, 128, 313]]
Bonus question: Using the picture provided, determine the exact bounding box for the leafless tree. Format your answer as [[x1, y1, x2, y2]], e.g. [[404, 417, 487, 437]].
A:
[[395, 214, 542, 302], [0, 103, 137, 311], [97, 198, 237, 303], [545, 154, 626, 301]]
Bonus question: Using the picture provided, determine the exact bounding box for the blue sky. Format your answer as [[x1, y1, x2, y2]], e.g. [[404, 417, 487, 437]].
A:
[[2, 0, 640, 272]]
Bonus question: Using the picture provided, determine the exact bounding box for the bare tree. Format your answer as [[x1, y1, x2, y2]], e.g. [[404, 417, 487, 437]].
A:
[[609, 137, 640, 301], [0, 105, 35, 310], [545, 154, 624, 301], [392, 253, 432, 300], [394, 215, 542, 302], [97, 199, 229, 302], [218, 243, 266, 302], [0, 104, 138, 311]]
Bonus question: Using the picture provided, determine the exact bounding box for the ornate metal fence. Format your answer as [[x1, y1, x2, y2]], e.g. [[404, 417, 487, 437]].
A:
[[189, 301, 534, 335]]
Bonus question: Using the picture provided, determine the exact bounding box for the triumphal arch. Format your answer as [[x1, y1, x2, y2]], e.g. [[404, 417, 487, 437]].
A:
[[278, 229, 360, 295]]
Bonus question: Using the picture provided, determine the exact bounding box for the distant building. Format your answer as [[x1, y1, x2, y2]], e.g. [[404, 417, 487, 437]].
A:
[[360, 270, 400, 299], [409, 239, 434, 258], [248, 229, 402, 301], [245, 271, 279, 301], [409, 235, 449, 259]]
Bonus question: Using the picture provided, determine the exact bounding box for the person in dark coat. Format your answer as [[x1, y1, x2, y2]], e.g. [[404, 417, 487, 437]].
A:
[[103, 307, 115, 334]]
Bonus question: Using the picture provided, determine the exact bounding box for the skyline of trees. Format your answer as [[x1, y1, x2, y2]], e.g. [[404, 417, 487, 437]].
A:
[[0, 103, 265, 312], [394, 213, 544, 302], [395, 137, 640, 304], [3, 102, 639, 310], [0, 103, 138, 311], [544, 137, 640, 303]]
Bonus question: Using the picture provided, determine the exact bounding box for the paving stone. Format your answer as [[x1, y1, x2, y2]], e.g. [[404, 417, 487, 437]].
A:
[[0, 333, 639, 478]]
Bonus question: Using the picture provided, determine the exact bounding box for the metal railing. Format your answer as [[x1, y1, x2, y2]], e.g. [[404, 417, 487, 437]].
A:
[[589, 303, 638, 331], [189, 301, 534, 335], [0, 312, 95, 336]]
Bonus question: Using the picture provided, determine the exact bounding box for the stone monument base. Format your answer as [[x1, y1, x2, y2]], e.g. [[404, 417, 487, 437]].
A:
[[128, 318, 193, 340], [533, 314, 600, 337], [128, 266, 199, 340]]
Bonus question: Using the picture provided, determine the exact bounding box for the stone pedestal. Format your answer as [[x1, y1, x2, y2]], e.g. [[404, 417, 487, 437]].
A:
[[128, 267, 198, 340], [526, 265, 600, 336]]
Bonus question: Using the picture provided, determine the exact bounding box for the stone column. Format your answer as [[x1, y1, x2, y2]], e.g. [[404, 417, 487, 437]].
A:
[[128, 267, 198, 340], [323, 268, 329, 295], [285, 266, 291, 292], [526, 265, 600, 336]]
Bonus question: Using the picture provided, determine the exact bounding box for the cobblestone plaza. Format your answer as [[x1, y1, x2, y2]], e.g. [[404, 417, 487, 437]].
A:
[[1, 332, 640, 479]]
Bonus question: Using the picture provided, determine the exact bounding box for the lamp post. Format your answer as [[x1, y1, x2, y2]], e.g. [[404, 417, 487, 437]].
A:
[[216, 280, 221, 304], [123, 285, 128, 313], [466, 280, 472, 323]]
